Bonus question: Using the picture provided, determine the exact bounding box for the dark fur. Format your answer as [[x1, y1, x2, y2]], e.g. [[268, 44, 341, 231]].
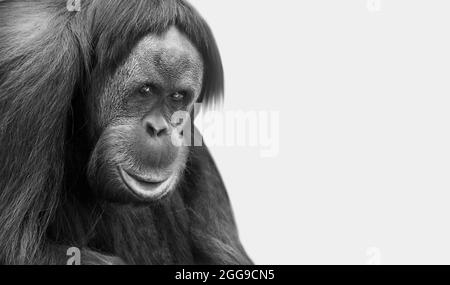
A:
[[0, 0, 251, 264]]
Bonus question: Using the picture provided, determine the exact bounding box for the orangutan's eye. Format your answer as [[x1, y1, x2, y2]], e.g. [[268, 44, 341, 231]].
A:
[[139, 85, 152, 96], [169, 91, 187, 102]]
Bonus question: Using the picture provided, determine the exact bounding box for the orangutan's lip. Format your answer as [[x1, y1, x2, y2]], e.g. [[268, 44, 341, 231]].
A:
[[123, 168, 168, 184], [118, 167, 172, 200]]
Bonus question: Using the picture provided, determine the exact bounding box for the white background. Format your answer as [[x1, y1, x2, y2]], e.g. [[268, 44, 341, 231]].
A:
[[189, 0, 450, 264]]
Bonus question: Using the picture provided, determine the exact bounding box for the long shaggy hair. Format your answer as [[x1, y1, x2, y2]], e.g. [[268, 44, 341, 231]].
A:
[[0, 0, 242, 265]]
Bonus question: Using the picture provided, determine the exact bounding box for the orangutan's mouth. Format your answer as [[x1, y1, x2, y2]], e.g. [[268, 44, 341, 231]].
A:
[[118, 167, 173, 200]]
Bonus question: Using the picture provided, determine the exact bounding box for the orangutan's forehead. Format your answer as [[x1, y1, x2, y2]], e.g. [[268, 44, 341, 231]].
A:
[[124, 26, 204, 86]]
